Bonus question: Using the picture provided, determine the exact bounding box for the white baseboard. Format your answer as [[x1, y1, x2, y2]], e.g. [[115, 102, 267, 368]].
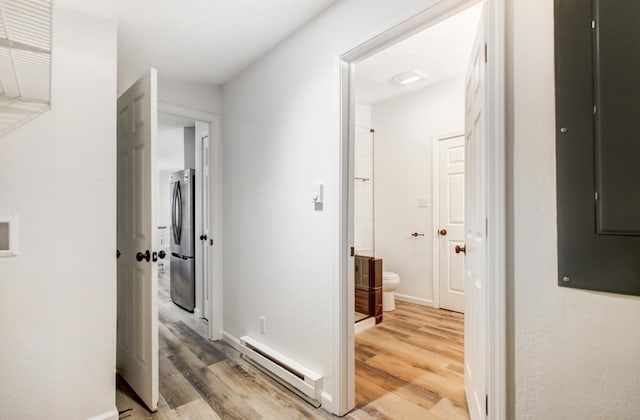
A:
[[221, 330, 243, 352], [394, 293, 435, 308], [87, 408, 118, 420], [354, 317, 375, 334]]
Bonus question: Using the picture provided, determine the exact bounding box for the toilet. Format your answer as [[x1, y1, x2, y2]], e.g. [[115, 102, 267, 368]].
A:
[[382, 271, 401, 311]]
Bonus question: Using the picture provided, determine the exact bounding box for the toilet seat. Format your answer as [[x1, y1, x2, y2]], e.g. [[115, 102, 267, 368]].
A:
[[383, 271, 400, 290]]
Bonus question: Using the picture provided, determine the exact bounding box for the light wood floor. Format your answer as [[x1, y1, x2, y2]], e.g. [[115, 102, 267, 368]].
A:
[[350, 302, 468, 419], [117, 275, 467, 419]]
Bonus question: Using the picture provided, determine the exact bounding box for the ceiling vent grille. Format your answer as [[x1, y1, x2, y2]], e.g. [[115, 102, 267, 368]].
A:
[[0, 0, 52, 137]]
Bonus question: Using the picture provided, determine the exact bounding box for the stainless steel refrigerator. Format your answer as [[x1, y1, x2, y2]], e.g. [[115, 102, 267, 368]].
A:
[[170, 169, 195, 312]]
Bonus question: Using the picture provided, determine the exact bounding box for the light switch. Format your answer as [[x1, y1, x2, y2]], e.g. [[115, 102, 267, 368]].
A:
[[418, 198, 430, 208], [312, 184, 324, 204]]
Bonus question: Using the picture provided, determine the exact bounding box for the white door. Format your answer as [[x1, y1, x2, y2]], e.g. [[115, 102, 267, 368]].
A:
[[464, 6, 487, 420], [436, 135, 465, 313], [117, 68, 159, 411], [195, 121, 210, 320]]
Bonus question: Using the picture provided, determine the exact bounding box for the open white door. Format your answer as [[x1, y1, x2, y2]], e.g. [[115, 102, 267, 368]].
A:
[[464, 6, 487, 420], [436, 134, 465, 313], [195, 121, 211, 320], [117, 68, 159, 411]]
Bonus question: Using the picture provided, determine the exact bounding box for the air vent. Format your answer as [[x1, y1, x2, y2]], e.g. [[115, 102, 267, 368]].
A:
[[0, 0, 52, 137]]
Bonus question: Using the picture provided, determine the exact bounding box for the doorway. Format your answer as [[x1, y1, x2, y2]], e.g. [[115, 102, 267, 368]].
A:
[[116, 70, 223, 411], [338, 0, 506, 418], [157, 111, 210, 320], [349, 4, 477, 417]]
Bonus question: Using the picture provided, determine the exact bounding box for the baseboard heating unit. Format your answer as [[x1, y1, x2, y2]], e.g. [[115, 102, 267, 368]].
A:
[[238, 336, 323, 407]]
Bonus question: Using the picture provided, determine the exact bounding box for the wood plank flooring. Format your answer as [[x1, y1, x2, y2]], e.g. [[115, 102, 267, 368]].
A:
[[348, 302, 468, 419], [116, 274, 468, 419]]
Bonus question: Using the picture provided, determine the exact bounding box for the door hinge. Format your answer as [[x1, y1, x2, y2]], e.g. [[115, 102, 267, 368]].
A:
[[591, 19, 596, 30], [593, 105, 597, 115], [486, 394, 489, 416], [350, 246, 355, 257], [486, 218, 488, 237], [484, 43, 488, 63]]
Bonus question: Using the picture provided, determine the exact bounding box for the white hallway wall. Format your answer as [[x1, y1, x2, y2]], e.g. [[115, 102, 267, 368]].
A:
[[222, 0, 446, 412], [508, 0, 640, 418], [0, 7, 117, 420], [157, 77, 223, 116], [372, 76, 464, 305]]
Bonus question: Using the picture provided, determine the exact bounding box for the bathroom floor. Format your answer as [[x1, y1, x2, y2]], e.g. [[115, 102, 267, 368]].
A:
[[351, 301, 469, 419]]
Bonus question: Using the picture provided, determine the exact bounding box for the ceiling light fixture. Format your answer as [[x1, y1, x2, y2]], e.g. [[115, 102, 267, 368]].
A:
[[392, 70, 429, 85]]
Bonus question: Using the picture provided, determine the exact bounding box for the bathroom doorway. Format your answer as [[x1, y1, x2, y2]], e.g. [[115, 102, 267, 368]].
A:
[[342, 1, 505, 418]]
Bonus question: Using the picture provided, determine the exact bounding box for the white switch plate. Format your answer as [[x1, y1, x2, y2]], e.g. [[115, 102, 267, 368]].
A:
[[418, 198, 430, 208], [312, 183, 324, 204], [259, 316, 266, 334]]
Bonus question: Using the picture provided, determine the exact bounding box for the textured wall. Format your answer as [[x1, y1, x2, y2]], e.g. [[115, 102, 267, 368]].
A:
[[508, 0, 640, 418]]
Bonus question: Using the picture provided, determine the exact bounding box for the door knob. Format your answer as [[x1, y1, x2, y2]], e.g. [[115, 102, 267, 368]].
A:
[[158, 250, 166, 259], [439, 229, 447, 236], [411, 232, 425, 237], [455, 244, 466, 255], [136, 250, 151, 262]]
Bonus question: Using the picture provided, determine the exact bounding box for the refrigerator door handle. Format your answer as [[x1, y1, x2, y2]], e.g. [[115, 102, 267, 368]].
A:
[[176, 181, 183, 244], [171, 183, 176, 243], [171, 181, 182, 245]]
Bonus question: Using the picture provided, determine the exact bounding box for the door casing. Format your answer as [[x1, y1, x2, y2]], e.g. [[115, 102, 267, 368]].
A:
[[337, 0, 506, 417]]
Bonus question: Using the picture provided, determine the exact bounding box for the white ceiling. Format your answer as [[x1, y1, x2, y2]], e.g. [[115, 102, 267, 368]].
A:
[[57, 0, 338, 88], [355, 3, 482, 105]]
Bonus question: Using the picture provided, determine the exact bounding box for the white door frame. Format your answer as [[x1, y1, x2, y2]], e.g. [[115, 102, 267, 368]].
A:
[[431, 131, 465, 311], [337, 0, 506, 417], [158, 102, 223, 342]]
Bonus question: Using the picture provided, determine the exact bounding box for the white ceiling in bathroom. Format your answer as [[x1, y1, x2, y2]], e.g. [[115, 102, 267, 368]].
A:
[[57, 0, 338, 89], [355, 3, 482, 105]]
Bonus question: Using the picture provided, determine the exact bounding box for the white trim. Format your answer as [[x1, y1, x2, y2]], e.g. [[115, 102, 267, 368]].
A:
[[0, 215, 18, 258], [157, 101, 223, 342], [87, 408, 118, 420], [335, 59, 356, 416], [221, 330, 243, 351], [432, 131, 465, 310], [354, 317, 376, 334], [395, 293, 435, 308], [485, 0, 507, 417], [338, 0, 506, 418]]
